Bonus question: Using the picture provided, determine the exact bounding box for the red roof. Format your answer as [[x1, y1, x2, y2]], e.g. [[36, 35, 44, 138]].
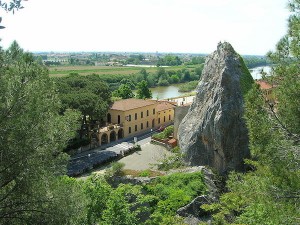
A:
[[156, 101, 176, 112], [256, 80, 273, 90], [110, 98, 157, 111]]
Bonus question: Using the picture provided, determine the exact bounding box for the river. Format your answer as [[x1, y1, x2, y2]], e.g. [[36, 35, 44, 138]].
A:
[[147, 66, 271, 100]]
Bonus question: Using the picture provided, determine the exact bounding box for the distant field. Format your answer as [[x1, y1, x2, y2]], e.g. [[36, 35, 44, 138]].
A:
[[48, 65, 194, 77]]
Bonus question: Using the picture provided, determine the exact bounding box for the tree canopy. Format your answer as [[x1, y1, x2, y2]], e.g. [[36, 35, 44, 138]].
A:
[[0, 42, 87, 224], [136, 80, 152, 99], [54, 74, 111, 142]]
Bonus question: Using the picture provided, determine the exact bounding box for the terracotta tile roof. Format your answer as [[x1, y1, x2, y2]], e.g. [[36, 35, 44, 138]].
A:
[[156, 101, 176, 112], [256, 80, 273, 90], [110, 98, 157, 111]]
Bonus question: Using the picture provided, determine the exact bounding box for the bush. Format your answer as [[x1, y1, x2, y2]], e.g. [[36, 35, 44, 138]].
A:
[[157, 153, 185, 171], [138, 170, 151, 177], [144, 172, 207, 223], [106, 162, 125, 177], [153, 125, 174, 139]]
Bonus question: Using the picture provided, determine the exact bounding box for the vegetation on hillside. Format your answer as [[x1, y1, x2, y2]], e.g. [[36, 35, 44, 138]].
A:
[[83, 172, 206, 225]]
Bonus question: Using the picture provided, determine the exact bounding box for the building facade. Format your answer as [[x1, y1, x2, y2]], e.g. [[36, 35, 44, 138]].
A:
[[97, 99, 175, 146]]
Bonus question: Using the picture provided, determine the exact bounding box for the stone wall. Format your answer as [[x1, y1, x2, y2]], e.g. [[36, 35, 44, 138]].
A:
[[173, 105, 190, 139]]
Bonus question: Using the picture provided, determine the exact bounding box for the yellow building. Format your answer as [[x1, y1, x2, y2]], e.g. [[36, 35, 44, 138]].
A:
[[156, 101, 175, 129], [97, 99, 175, 146]]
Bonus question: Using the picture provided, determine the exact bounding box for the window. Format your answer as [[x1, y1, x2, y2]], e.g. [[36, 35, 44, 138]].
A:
[[135, 113, 137, 120], [141, 123, 143, 130], [128, 115, 131, 121], [158, 118, 160, 124], [118, 115, 121, 124], [147, 110, 149, 116], [141, 112, 143, 118], [147, 121, 149, 128], [169, 115, 171, 120], [153, 108, 155, 115], [135, 125, 137, 131], [164, 116, 166, 122], [129, 127, 131, 134]]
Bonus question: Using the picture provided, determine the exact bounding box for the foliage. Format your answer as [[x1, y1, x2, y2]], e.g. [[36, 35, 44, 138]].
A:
[[0, 0, 25, 29], [157, 153, 186, 171], [184, 56, 206, 65], [144, 172, 206, 224], [106, 162, 125, 177], [153, 125, 174, 139], [243, 56, 269, 68], [0, 42, 86, 224], [112, 84, 135, 99], [54, 74, 111, 142], [138, 170, 151, 177], [83, 175, 145, 225], [178, 80, 198, 92], [136, 80, 152, 99], [204, 2, 300, 223], [82, 171, 207, 224], [157, 54, 182, 66], [238, 55, 254, 96]]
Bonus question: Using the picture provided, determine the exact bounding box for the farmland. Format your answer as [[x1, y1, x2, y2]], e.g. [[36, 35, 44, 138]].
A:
[[48, 65, 192, 77]]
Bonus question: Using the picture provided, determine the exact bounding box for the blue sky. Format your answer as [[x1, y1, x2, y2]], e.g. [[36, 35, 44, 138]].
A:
[[0, 0, 290, 55]]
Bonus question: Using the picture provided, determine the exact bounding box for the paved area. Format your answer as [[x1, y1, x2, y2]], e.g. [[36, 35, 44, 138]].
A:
[[118, 142, 173, 170], [68, 133, 174, 176], [84, 142, 174, 177]]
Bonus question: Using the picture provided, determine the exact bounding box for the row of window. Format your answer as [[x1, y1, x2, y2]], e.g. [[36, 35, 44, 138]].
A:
[[127, 109, 156, 122], [158, 115, 171, 124], [128, 121, 150, 134]]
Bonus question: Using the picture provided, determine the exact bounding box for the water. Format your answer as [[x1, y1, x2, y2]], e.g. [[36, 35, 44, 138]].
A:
[[150, 84, 190, 100], [249, 66, 271, 80], [138, 66, 271, 100]]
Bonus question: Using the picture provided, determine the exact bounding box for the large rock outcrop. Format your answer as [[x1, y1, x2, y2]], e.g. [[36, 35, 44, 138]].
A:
[[178, 42, 253, 173]]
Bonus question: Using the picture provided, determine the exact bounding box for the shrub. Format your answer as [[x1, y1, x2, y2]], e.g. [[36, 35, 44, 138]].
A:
[[138, 170, 151, 177], [106, 162, 125, 177], [153, 125, 174, 139]]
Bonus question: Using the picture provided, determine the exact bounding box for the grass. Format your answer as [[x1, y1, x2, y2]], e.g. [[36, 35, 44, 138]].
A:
[[122, 169, 164, 177], [48, 65, 193, 77]]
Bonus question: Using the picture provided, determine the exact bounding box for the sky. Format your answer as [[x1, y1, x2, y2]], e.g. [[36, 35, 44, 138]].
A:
[[0, 0, 290, 55]]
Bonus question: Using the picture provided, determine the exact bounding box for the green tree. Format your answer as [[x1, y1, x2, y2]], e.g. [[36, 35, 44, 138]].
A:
[[0, 42, 86, 224], [136, 80, 152, 99], [55, 74, 111, 140], [83, 175, 112, 225], [113, 84, 135, 99]]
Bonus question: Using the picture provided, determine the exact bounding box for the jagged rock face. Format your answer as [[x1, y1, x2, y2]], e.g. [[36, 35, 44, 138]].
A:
[[178, 42, 252, 173]]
